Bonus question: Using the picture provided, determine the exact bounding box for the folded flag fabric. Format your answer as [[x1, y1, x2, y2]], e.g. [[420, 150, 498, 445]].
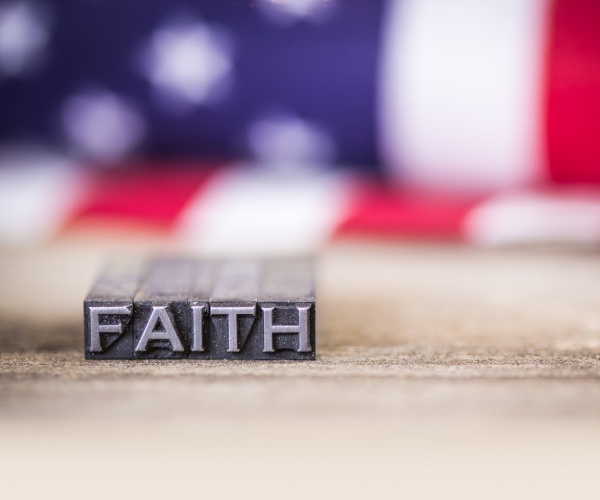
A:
[[1, 155, 600, 249], [0, 0, 599, 192], [1, 1, 599, 250]]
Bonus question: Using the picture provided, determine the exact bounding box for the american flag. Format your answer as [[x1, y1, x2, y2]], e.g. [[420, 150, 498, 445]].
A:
[[0, 0, 599, 250]]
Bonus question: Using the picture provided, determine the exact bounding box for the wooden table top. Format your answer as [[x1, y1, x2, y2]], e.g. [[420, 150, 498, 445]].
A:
[[1, 241, 599, 498]]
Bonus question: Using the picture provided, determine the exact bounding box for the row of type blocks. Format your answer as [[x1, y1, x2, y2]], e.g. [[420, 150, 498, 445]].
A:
[[84, 258, 316, 360]]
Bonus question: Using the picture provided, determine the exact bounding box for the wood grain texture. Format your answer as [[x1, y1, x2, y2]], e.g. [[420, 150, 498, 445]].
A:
[[1, 241, 600, 498]]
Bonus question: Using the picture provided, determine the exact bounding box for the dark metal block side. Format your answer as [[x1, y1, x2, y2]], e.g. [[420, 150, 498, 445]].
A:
[[84, 299, 135, 360]]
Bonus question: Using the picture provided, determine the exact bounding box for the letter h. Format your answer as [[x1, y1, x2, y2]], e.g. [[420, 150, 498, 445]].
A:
[[261, 305, 311, 353]]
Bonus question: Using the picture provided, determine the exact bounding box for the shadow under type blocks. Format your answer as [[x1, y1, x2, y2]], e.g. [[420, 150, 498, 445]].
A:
[[84, 257, 316, 360], [84, 261, 144, 360]]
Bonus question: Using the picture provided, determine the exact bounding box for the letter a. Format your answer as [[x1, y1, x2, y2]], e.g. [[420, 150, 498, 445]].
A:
[[135, 306, 184, 352]]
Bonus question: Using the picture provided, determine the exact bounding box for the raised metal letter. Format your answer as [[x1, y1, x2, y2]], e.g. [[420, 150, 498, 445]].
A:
[[191, 304, 205, 352], [262, 305, 311, 353], [210, 306, 256, 352], [89, 305, 132, 353], [135, 306, 184, 352]]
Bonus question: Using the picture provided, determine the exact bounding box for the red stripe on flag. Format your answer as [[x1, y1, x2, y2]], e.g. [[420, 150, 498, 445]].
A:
[[335, 181, 481, 240], [545, 0, 600, 184], [63, 162, 219, 232]]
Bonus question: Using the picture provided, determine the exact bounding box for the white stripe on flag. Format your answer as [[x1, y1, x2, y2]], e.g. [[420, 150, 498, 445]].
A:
[[464, 190, 600, 245], [175, 166, 352, 255], [0, 150, 84, 245], [380, 0, 549, 191]]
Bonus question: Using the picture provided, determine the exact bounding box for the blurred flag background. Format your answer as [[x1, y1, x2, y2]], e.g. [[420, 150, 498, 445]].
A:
[[0, 0, 599, 251]]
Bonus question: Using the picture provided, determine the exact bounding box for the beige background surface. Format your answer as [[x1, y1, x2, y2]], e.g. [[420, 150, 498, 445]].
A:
[[1, 241, 599, 499]]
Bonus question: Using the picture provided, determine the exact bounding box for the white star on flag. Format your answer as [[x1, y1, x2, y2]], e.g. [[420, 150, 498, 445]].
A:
[[0, 1, 50, 77], [141, 19, 233, 109], [62, 90, 146, 163], [248, 113, 336, 171], [258, 0, 337, 25]]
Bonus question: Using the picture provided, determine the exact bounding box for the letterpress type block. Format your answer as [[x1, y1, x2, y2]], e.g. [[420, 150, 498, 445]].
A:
[[209, 260, 262, 360], [133, 258, 194, 359], [187, 260, 214, 359], [84, 261, 144, 360], [256, 258, 316, 360]]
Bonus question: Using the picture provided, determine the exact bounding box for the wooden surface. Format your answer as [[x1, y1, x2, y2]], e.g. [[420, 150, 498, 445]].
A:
[[1, 241, 600, 499]]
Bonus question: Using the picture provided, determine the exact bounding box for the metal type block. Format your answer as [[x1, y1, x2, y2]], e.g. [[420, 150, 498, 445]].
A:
[[188, 260, 214, 359], [209, 260, 262, 360], [86, 256, 315, 361], [133, 258, 194, 359], [256, 258, 316, 360], [84, 261, 144, 360]]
